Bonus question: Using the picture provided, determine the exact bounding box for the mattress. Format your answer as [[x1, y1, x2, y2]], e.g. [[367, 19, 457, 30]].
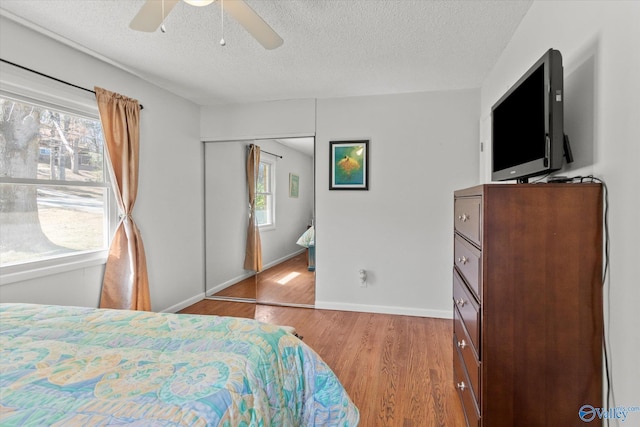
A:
[[0, 303, 359, 426]]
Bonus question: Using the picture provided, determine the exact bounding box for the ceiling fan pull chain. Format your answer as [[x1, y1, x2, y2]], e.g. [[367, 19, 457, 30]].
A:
[[160, 0, 167, 33], [219, 0, 226, 46]]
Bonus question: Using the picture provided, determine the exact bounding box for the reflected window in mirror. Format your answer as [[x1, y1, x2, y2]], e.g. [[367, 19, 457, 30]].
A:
[[256, 158, 275, 230]]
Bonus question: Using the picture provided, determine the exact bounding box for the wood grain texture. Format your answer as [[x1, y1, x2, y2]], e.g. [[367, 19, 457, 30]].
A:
[[257, 252, 315, 306], [455, 183, 603, 427], [209, 252, 315, 305], [210, 274, 257, 300], [179, 300, 467, 426], [482, 184, 603, 427]]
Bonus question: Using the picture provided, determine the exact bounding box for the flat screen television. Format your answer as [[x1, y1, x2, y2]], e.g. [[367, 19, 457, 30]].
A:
[[491, 49, 569, 183]]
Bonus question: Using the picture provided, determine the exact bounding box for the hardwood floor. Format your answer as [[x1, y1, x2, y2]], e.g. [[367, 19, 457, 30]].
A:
[[210, 274, 257, 300], [256, 251, 315, 305], [179, 299, 466, 427], [210, 251, 315, 306]]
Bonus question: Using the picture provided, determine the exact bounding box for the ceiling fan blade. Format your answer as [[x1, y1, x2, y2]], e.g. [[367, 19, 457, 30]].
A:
[[223, 0, 284, 50], [130, 0, 181, 32]]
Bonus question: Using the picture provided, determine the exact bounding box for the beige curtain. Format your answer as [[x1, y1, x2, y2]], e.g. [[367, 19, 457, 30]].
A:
[[243, 144, 263, 272], [95, 87, 150, 311]]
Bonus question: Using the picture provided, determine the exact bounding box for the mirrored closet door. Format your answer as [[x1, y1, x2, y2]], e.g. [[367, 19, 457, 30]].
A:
[[204, 138, 315, 307]]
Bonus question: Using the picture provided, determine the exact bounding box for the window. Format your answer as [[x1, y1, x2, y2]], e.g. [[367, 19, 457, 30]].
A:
[[255, 158, 275, 229], [0, 93, 113, 273]]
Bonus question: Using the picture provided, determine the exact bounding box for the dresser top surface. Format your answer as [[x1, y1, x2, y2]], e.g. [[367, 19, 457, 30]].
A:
[[454, 182, 602, 198]]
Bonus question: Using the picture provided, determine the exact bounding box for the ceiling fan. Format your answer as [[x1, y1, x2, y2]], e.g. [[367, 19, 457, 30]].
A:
[[130, 0, 283, 50]]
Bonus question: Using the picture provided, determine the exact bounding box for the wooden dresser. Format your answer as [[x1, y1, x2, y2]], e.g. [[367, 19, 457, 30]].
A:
[[452, 184, 603, 427]]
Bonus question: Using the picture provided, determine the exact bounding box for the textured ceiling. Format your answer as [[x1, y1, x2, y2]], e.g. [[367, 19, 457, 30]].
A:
[[0, 0, 532, 106]]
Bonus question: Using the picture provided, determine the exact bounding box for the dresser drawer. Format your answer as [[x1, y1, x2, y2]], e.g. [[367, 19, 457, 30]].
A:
[[453, 269, 480, 352], [454, 235, 482, 301], [454, 197, 482, 247], [454, 342, 481, 427], [454, 318, 481, 406]]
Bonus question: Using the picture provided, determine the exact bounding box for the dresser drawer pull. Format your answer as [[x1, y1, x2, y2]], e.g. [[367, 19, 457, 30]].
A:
[[458, 213, 470, 222], [456, 381, 467, 391], [457, 339, 467, 349], [457, 256, 468, 265], [455, 298, 466, 307]]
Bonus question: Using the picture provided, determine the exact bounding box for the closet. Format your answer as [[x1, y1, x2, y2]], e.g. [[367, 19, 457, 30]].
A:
[[204, 138, 315, 307]]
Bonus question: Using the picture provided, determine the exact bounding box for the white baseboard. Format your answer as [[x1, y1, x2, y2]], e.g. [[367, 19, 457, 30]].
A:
[[166, 289, 453, 320], [314, 300, 453, 319], [162, 292, 205, 313]]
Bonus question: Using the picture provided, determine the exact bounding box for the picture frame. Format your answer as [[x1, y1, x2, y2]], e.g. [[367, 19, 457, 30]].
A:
[[329, 140, 369, 190], [289, 173, 299, 198]]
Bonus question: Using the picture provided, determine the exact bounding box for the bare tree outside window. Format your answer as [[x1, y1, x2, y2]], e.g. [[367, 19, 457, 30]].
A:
[[0, 95, 110, 266]]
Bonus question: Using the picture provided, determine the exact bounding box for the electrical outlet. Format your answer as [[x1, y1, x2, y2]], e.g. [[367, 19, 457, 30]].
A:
[[359, 269, 367, 287]]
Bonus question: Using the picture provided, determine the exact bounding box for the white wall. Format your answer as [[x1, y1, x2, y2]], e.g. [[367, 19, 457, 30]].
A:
[[200, 99, 316, 140], [203, 139, 314, 294], [315, 91, 479, 317], [480, 1, 639, 415], [0, 17, 205, 313]]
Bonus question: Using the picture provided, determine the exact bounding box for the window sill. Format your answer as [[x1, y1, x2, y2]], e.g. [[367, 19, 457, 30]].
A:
[[0, 250, 108, 286]]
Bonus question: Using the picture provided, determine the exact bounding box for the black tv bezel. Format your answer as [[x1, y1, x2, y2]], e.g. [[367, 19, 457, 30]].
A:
[[491, 49, 564, 182]]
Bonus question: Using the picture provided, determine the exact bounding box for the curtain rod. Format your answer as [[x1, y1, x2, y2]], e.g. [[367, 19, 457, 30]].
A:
[[0, 58, 144, 110], [262, 150, 283, 159], [247, 144, 283, 159]]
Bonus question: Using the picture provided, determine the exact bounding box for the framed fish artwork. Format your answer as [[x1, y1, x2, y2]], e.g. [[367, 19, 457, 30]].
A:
[[329, 140, 369, 190]]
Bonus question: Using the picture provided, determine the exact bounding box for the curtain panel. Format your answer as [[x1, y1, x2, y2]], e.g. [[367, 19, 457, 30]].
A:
[[243, 144, 263, 272], [95, 87, 150, 311]]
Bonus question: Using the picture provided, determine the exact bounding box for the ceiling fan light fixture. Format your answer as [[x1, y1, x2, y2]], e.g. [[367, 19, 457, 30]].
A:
[[184, 0, 214, 6], [131, 0, 283, 49]]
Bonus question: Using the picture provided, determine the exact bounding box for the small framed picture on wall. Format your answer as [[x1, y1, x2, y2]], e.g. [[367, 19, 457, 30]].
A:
[[289, 173, 299, 198], [329, 140, 369, 190]]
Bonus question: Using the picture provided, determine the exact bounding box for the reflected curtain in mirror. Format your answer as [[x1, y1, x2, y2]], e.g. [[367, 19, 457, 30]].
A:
[[95, 87, 150, 311], [244, 144, 263, 272]]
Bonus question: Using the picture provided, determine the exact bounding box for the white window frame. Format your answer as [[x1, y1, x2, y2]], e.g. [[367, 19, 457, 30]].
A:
[[257, 156, 276, 231], [0, 72, 116, 285]]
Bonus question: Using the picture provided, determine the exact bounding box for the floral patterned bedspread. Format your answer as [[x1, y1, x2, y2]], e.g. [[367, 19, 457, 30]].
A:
[[0, 303, 359, 426]]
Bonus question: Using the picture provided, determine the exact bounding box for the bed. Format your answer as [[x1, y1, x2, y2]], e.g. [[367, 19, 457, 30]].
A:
[[296, 226, 315, 271], [0, 303, 359, 426]]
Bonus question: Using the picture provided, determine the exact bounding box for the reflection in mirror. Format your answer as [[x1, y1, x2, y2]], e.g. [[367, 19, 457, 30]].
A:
[[203, 137, 315, 307], [257, 250, 315, 306], [203, 140, 257, 301], [209, 273, 257, 301]]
